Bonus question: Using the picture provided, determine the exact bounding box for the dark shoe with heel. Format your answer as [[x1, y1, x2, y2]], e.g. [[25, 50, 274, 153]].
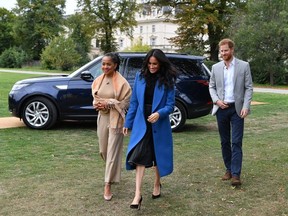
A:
[[152, 183, 162, 199], [231, 176, 242, 186], [130, 196, 143, 210], [222, 171, 232, 181]]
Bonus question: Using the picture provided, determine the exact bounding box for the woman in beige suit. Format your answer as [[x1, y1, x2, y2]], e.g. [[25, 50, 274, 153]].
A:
[[92, 52, 131, 201]]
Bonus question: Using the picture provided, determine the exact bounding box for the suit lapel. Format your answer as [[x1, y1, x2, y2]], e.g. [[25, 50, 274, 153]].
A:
[[233, 58, 239, 86], [218, 62, 225, 99]]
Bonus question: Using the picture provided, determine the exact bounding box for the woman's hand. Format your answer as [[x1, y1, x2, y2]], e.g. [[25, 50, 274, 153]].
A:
[[148, 112, 160, 123], [95, 101, 107, 110], [123, 127, 129, 136]]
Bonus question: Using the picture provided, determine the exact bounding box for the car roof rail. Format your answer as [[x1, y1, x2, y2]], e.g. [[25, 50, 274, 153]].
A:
[[117, 52, 189, 55]]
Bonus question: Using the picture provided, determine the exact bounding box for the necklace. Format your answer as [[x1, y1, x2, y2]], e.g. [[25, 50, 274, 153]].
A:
[[105, 76, 112, 85]]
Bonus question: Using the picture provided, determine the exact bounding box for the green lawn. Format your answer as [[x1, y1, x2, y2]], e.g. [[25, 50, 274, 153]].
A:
[[0, 72, 287, 216]]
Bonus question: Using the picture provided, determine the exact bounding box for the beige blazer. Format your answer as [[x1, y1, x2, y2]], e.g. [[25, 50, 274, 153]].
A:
[[209, 58, 253, 116]]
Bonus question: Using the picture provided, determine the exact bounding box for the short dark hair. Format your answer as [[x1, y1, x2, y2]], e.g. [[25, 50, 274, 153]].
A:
[[103, 52, 121, 71]]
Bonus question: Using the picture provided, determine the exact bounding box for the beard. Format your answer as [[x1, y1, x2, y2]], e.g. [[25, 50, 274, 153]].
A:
[[222, 54, 233, 62]]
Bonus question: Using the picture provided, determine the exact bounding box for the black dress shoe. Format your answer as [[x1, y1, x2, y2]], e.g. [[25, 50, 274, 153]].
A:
[[130, 196, 142, 210], [152, 183, 161, 199]]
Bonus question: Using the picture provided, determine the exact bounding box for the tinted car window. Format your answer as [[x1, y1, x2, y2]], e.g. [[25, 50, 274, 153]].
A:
[[124, 57, 144, 88], [169, 58, 204, 77]]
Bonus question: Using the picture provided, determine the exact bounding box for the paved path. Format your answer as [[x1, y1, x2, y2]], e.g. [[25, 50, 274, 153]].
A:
[[253, 87, 288, 94], [0, 117, 25, 129], [0, 69, 68, 75]]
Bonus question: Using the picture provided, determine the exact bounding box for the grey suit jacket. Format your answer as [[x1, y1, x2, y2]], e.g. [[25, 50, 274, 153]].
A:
[[209, 58, 253, 116]]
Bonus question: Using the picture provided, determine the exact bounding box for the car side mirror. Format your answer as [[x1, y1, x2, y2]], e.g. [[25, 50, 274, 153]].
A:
[[81, 71, 94, 81]]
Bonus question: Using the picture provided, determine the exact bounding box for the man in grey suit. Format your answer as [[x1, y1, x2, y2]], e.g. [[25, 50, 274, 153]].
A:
[[209, 38, 253, 186]]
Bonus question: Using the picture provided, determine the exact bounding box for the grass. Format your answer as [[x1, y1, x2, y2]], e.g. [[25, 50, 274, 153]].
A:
[[0, 72, 288, 215]]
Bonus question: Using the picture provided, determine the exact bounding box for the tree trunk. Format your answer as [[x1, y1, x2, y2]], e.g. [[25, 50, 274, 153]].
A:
[[270, 71, 274, 85]]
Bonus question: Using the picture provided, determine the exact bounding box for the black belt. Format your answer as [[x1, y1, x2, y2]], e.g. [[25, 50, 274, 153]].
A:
[[226, 102, 235, 107]]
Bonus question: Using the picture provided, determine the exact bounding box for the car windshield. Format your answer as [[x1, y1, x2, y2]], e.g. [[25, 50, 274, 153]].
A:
[[68, 56, 103, 78]]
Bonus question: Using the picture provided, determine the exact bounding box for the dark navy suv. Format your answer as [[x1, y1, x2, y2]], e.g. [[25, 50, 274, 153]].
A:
[[8, 53, 212, 131]]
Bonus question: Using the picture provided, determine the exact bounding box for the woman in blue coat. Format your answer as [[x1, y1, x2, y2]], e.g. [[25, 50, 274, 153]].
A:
[[123, 49, 177, 210]]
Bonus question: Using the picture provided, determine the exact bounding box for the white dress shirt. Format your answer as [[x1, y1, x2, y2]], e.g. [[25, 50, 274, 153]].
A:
[[223, 58, 235, 103]]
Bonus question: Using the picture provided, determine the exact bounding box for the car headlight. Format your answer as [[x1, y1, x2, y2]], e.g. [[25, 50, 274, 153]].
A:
[[11, 83, 30, 91]]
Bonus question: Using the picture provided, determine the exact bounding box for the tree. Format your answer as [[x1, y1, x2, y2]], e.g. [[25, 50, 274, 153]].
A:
[[0, 8, 16, 54], [41, 36, 81, 71], [0, 47, 27, 68], [13, 0, 65, 60], [65, 13, 94, 65], [229, 0, 288, 85], [123, 39, 151, 52], [148, 0, 247, 61], [78, 0, 138, 53]]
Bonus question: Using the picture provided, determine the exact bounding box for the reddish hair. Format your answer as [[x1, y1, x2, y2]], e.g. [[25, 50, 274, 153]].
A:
[[219, 38, 235, 49]]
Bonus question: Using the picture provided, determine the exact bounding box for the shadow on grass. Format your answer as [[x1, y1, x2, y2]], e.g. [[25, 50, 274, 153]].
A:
[[175, 122, 217, 133], [49, 120, 217, 133], [52, 120, 97, 130]]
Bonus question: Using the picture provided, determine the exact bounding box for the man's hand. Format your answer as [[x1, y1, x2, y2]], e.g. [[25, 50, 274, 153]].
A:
[[216, 100, 229, 109], [240, 108, 249, 118]]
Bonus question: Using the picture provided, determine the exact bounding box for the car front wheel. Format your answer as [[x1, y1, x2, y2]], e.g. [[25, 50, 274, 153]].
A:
[[170, 101, 187, 132], [22, 97, 58, 129]]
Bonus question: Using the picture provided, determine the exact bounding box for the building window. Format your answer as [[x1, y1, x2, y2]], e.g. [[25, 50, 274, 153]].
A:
[[119, 39, 124, 48], [152, 25, 155, 33], [150, 37, 156, 46], [92, 38, 100, 48], [140, 26, 143, 34]]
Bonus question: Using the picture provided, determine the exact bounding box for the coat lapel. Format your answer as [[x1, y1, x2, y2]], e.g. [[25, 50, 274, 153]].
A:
[[138, 76, 146, 112], [152, 81, 165, 112]]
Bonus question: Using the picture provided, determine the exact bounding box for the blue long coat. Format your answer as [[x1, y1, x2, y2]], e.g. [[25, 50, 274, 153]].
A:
[[124, 72, 175, 177]]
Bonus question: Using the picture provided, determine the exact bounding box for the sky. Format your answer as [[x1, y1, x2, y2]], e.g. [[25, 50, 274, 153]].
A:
[[0, 0, 77, 15]]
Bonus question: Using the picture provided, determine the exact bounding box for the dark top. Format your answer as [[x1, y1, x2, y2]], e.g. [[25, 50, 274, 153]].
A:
[[145, 73, 158, 105]]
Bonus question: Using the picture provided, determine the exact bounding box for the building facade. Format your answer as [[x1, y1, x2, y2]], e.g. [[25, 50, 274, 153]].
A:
[[91, 1, 179, 54]]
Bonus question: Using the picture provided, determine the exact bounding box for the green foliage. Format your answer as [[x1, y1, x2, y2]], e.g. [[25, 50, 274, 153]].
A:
[[13, 0, 65, 60], [204, 60, 217, 71], [41, 36, 81, 71], [79, 0, 138, 53], [65, 13, 94, 65], [0, 47, 28, 68], [229, 0, 288, 85], [0, 8, 16, 54], [122, 39, 151, 52], [150, 0, 248, 61]]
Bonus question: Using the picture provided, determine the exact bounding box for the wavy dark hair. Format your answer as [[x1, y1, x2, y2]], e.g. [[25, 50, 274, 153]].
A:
[[140, 49, 177, 89], [103, 52, 121, 71]]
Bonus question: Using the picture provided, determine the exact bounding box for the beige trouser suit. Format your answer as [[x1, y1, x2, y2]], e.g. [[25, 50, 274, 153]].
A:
[[97, 111, 124, 183], [96, 76, 124, 183]]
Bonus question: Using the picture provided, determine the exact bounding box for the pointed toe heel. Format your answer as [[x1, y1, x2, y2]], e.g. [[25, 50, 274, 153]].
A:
[[130, 196, 142, 210], [152, 183, 162, 199]]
